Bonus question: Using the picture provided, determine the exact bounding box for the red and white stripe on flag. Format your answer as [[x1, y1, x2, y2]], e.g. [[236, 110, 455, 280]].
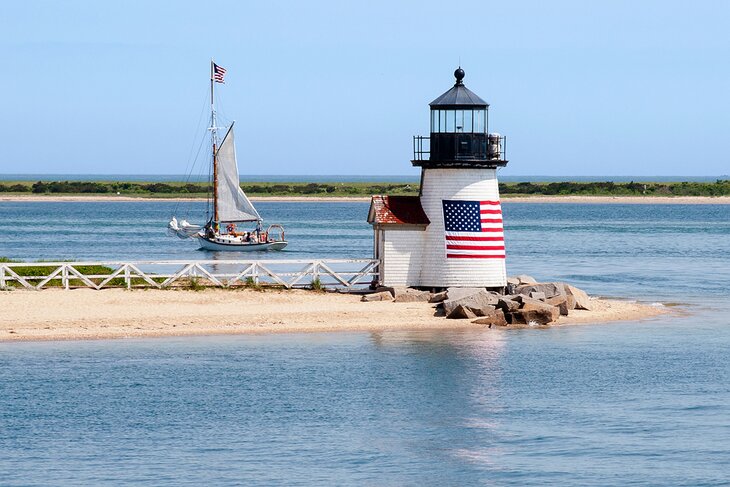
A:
[[442, 199, 505, 259], [213, 63, 227, 83]]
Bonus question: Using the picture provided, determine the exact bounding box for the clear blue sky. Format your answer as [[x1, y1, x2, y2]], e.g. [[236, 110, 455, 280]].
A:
[[1, 0, 728, 177]]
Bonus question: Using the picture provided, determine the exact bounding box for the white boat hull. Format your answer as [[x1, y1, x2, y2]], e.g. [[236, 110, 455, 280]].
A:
[[197, 235, 287, 252]]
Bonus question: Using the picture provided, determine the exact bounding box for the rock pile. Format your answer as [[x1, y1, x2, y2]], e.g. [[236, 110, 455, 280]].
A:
[[361, 275, 593, 327]]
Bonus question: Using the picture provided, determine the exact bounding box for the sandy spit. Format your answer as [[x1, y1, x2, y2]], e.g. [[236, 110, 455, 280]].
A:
[[0, 288, 670, 342], [2, 195, 729, 204]]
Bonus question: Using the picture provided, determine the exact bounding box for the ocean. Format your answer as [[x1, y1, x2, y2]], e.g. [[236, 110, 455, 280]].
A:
[[1, 200, 729, 485]]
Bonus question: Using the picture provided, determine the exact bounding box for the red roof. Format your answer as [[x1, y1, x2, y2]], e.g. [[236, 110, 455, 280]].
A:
[[368, 195, 430, 225]]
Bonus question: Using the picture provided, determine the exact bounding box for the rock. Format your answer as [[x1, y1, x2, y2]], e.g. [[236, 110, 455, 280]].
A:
[[443, 290, 500, 316], [428, 291, 449, 303], [530, 291, 546, 301], [506, 277, 520, 287], [565, 293, 576, 310], [515, 274, 538, 285], [471, 305, 496, 317], [446, 304, 477, 319], [472, 309, 508, 327], [519, 298, 561, 322], [393, 288, 432, 303], [361, 291, 394, 302], [446, 287, 486, 301], [509, 308, 556, 325], [545, 295, 569, 316], [564, 284, 592, 310], [497, 298, 520, 315], [513, 295, 545, 306], [514, 282, 566, 299], [375, 286, 395, 297]]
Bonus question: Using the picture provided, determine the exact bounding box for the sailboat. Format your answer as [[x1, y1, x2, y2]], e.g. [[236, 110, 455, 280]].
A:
[[168, 61, 287, 252]]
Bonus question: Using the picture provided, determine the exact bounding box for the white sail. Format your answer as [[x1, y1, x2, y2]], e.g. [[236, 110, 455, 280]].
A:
[[216, 124, 261, 222], [168, 217, 202, 239]]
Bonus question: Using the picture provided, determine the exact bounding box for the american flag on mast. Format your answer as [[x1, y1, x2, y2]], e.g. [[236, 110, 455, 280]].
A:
[[442, 200, 505, 259], [213, 63, 227, 83]]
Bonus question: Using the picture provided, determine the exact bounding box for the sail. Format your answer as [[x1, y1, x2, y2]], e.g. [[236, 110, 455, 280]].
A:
[[215, 124, 261, 222]]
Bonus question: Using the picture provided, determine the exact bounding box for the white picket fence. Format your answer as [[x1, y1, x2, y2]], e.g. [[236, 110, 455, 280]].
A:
[[0, 259, 379, 290]]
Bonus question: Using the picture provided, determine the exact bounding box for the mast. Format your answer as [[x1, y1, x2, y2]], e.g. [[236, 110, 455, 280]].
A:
[[211, 59, 218, 225]]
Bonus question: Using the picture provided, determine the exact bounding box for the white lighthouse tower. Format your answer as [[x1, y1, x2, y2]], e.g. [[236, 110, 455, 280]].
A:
[[368, 68, 508, 289]]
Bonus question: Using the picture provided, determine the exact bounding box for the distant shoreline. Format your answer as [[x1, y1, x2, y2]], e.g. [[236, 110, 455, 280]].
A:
[[2, 194, 730, 204]]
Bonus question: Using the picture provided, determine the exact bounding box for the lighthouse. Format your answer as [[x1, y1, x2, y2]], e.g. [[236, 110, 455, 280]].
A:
[[368, 67, 508, 289]]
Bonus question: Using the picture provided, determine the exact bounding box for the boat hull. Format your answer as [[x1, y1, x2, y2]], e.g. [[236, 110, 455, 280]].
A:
[[197, 236, 287, 252]]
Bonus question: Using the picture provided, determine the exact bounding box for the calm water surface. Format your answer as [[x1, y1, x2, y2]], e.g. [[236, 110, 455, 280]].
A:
[[0, 201, 729, 485]]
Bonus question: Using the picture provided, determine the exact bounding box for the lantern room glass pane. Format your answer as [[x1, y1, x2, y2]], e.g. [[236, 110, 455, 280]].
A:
[[440, 110, 447, 132], [464, 110, 473, 132], [473, 109, 485, 133], [455, 110, 464, 132], [446, 110, 455, 132]]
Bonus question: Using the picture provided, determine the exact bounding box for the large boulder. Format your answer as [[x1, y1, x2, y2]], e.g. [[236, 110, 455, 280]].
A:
[[564, 284, 592, 310], [361, 291, 394, 302], [374, 286, 395, 297], [514, 282, 566, 299], [472, 309, 508, 327], [446, 287, 487, 301], [443, 290, 500, 316], [446, 304, 478, 319], [514, 274, 538, 285], [512, 296, 561, 324], [393, 288, 432, 303], [497, 297, 520, 314], [545, 295, 569, 316], [429, 291, 449, 303], [509, 308, 557, 325]]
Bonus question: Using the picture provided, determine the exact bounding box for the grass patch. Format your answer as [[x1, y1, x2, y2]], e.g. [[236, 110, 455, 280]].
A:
[[310, 277, 324, 292]]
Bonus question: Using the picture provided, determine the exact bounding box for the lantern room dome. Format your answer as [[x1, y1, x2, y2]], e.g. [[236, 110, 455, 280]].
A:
[[429, 68, 488, 109]]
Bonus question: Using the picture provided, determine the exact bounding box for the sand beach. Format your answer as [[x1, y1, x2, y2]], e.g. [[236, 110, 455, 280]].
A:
[[0, 288, 669, 342]]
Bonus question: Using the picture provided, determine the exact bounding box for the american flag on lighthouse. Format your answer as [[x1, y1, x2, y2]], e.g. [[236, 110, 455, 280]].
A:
[[442, 200, 505, 259], [213, 63, 227, 83]]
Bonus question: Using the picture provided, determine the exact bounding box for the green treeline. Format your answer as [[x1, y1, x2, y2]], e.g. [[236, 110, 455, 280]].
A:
[[0, 180, 728, 197], [499, 180, 730, 197]]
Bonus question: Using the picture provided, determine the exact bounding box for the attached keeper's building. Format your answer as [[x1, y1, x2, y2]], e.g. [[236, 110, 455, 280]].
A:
[[368, 68, 508, 289]]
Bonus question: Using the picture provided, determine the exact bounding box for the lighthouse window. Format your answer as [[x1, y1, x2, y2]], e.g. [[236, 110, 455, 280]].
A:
[[473, 109, 485, 133], [431, 110, 440, 133], [445, 110, 455, 132]]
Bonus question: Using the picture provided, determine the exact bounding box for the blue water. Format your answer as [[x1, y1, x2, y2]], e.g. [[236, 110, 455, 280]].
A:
[[1, 201, 729, 485]]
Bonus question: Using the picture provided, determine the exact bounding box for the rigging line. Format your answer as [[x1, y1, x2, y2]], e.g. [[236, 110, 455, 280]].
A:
[[179, 131, 212, 219], [172, 87, 210, 217]]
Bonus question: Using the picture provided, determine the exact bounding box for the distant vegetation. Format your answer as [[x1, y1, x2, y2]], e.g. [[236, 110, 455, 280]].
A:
[[499, 180, 730, 197], [0, 180, 729, 197]]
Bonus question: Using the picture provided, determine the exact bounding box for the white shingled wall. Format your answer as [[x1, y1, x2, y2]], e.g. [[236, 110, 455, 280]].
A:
[[418, 168, 507, 288], [381, 228, 425, 287]]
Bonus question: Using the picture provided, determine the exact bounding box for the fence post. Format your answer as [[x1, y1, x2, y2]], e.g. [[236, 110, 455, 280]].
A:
[[62, 264, 69, 290], [124, 265, 131, 290], [0, 265, 5, 289]]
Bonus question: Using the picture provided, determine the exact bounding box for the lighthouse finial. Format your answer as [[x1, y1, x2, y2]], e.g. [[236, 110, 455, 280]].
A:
[[454, 67, 465, 85]]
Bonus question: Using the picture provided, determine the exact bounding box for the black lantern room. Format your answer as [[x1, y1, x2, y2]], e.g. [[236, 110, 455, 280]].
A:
[[413, 68, 507, 167]]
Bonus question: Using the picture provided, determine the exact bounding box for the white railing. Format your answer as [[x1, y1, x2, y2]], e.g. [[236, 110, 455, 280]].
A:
[[0, 259, 379, 290]]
